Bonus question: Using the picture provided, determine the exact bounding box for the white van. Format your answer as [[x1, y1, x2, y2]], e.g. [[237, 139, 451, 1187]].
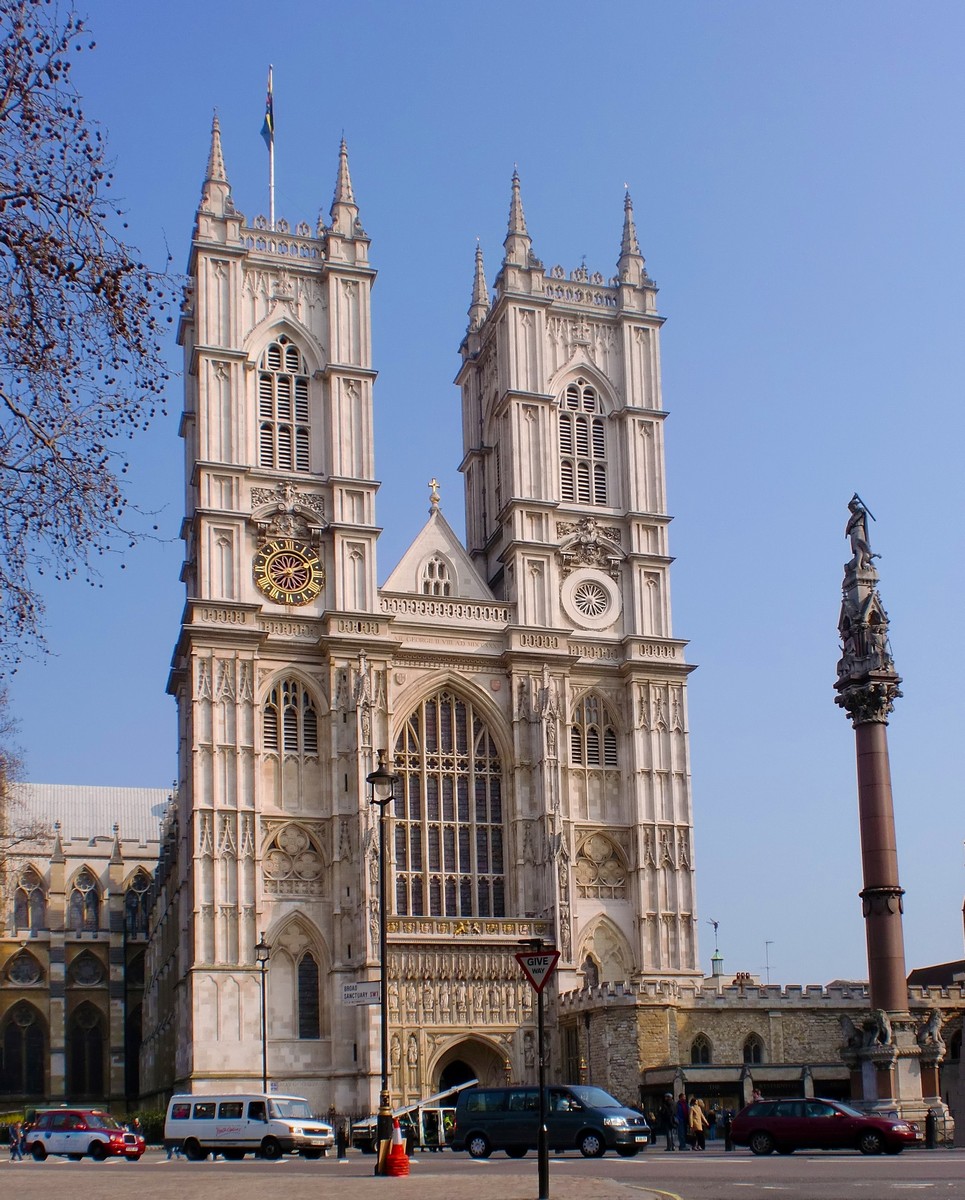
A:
[[164, 1093, 334, 1160]]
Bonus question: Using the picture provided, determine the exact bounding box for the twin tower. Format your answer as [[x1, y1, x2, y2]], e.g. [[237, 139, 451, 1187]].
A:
[[141, 118, 700, 1113]]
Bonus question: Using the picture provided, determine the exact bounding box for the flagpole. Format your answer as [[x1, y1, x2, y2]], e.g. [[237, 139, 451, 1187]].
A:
[[267, 64, 275, 230]]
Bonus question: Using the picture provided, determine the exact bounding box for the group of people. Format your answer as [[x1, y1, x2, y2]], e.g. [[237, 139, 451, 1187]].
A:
[[656, 1093, 719, 1151]]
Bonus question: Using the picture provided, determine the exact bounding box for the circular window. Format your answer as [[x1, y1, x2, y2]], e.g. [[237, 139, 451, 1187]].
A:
[[561, 569, 621, 630]]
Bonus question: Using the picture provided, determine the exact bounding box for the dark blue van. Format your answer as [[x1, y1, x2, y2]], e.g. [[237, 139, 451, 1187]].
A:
[[451, 1084, 650, 1158]]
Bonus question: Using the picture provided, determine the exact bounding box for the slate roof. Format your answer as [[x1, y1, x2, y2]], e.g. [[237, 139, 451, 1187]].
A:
[[11, 782, 172, 846]]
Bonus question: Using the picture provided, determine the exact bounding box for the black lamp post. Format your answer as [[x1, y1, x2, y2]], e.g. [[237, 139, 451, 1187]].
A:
[[255, 931, 271, 1094], [367, 748, 400, 1167]]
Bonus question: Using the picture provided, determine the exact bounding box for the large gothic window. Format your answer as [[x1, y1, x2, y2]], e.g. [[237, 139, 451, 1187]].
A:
[[68, 868, 100, 933], [13, 865, 46, 931], [570, 694, 618, 767], [67, 1002, 104, 1098], [559, 379, 608, 506], [0, 1002, 46, 1096], [263, 679, 318, 755], [257, 336, 311, 472], [393, 690, 505, 918]]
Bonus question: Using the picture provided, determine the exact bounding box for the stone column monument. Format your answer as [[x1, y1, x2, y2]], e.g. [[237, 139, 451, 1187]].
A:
[[834, 496, 944, 1121]]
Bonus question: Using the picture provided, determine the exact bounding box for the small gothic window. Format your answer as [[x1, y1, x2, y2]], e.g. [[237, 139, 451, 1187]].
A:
[[263, 679, 318, 755], [13, 865, 46, 931], [570, 694, 618, 767], [257, 336, 311, 472], [559, 380, 608, 506], [422, 555, 452, 597], [690, 1033, 712, 1065], [743, 1034, 765, 1064], [297, 952, 321, 1039], [68, 868, 100, 933]]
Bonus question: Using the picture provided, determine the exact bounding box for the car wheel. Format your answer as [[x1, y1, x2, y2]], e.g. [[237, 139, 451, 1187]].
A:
[[89, 1141, 108, 1161], [616, 1145, 638, 1157], [182, 1138, 207, 1161], [31, 1143, 47, 1162], [579, 1131, 606, 1158], [301, 1149, 323, 1160], [261, 1137, 283, 1160], [858, 1130, 884, 1156], [467, 1134, 491, 1159], [748, 1131, 775, 1156], [505, 1146, 527, 1159]]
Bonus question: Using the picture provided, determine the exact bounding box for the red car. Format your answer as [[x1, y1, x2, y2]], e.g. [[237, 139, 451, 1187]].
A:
[[730, 1097, 920, 1156], [24, 1108, 145, 1161]]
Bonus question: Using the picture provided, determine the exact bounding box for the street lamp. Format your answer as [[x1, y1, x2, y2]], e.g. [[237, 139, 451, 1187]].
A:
[[255, 931, 271, 1094], [367, 748, 400, 1166]]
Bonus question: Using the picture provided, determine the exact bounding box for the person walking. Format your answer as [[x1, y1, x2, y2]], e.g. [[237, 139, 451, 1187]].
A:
[[689, 1096, 708, 1150], [659, 1093, 677, 1151], [675, 1093, 690, 1150]]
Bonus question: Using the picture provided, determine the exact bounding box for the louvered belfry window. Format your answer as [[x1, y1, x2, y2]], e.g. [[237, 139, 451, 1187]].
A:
[[393, 690, 504, 919], [258, 337, 311, 471], [559, 379, 607, 505]]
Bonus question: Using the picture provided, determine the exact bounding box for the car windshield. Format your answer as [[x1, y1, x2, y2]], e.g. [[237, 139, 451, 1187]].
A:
[[830, 1101, 866, 1119], [270, 1099, 313, 1121], [566, 1086, 623, 1110], [89, 1111, 124, 1131]]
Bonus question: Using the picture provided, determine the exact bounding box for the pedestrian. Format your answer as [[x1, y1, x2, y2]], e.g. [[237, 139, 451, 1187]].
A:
[[689, 1096, 708, 1150], [659, 1093, 677, 1151], [9, 1122, 23, 1161], [675, 1092, 690, 1149]]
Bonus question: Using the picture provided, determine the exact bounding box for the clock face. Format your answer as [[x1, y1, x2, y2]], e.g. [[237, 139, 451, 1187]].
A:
[[253, 539, 323, 605]]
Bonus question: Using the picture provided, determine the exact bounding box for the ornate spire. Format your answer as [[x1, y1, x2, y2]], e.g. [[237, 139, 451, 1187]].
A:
[[329, 137, 362, 238], [502, 167, 532, 268], [467, 241, 490, 331], [834, 494, 901, 725], [617, 188, 647, 286], [200, 111, 232, 215]]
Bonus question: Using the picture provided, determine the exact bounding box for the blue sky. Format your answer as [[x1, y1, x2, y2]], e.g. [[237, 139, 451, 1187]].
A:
[[9, 1, 965, 985]]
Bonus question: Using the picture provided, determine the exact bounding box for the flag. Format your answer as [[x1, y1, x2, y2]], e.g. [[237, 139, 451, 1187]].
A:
[[260, 67, 274, 149]]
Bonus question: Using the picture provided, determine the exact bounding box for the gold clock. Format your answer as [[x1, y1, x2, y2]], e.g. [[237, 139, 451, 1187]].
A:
[[253, 539, 323, 605]]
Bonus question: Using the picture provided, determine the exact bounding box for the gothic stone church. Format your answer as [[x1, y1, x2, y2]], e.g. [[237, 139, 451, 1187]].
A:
[[137, 117, 698, 1114]]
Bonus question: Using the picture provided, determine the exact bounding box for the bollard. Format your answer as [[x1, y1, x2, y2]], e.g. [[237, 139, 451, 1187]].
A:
[[925, 1108, 937, 1150]]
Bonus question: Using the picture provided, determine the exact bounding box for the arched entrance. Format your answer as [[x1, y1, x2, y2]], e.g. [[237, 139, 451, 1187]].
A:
[[433, 1037, 508, 1092]]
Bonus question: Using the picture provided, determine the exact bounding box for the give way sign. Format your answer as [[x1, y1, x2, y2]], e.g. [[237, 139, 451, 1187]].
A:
[[515, 949, 561, 993]]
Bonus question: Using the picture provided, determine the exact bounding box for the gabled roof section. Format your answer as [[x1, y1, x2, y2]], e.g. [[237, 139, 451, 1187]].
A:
[[382, 508, 494, 601]]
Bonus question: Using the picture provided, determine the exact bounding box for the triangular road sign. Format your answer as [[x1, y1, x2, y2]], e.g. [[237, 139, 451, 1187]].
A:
[[515, 949, 561, 993]]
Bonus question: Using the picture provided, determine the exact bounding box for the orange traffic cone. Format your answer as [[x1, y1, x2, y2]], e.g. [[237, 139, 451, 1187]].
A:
[[385, 1117, 410, 1177]]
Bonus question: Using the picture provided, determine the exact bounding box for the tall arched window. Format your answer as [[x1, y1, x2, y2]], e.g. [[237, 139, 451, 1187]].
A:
[[257, 336, 311, 472], [393, 689, 504, 918], [13, 865, 46, 931], [68, 868, 100, 933], [67, 1002, 104, 1098], [125, 870, 152, 938], [690, 1033, 712, 1065], [570, 694, 618, 767], [297, 952, 321, 1039], [0, 1002, 46, 1096], [559, 379, 608, 506], [743, 1034, 765, 1064], [263, 679, 318, 755]]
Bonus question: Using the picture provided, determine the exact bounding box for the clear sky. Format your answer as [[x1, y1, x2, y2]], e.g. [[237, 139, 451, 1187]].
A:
[[8, 0, 965, 987]]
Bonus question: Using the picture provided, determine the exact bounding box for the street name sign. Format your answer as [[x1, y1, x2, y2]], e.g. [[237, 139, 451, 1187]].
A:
[[515, 950, 561, 993], [342, 981, 381, 1006]]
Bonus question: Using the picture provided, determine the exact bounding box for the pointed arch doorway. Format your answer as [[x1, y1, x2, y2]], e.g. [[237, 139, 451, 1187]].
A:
[[434, 1038, 508, 1093]]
